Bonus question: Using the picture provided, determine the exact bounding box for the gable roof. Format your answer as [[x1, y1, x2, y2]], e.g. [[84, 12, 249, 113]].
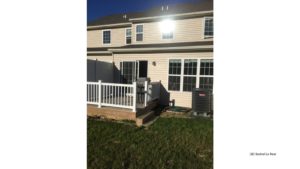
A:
[[88, 0, 213, 26]]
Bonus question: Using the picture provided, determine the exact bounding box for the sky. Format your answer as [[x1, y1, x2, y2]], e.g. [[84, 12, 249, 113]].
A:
[[87, 0, 204, 22]]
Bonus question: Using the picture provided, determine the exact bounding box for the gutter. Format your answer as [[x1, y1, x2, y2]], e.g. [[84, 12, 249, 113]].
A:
[[107, 45, 213, 53], [87, 22, 131, 30], [87, 51, 112, 54]]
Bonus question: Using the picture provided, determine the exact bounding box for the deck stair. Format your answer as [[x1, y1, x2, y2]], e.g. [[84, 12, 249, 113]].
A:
[[136, 110, 156, 126]]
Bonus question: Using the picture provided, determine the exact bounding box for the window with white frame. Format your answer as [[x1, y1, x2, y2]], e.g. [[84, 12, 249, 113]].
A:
[[162, 32, 173, 39], [102, 30, 111, 44], [168, 59, 214, 92], [204, 17, 213, 37], [126, 28, 131, 44], [199, 59, 213, 89], [168, 59, 181, 91], [183, 59, 197, 91], [136, 25, 143, 41]]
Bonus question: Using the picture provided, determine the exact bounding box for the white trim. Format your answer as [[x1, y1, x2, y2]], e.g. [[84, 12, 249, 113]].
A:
[[135, 24, 144, 42], [125, 28, 132, 44], [132, 82, 137, 112], [101, 82, 134, 87], [102, 29, 111, 45], [196, 59, 200, 87], [108, 45, 213, 52], [87, 22, 131, 29], [180, 59, 184, 92], [203, 17, 213, 39], [129, 10, 213, 21]]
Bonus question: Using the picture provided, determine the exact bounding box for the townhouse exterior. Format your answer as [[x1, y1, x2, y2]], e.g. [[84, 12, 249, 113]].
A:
[[87, 1, 213, 108]]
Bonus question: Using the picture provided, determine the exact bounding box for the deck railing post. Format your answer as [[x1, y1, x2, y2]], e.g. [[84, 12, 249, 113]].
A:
[[98, 80, 102, 108], [132, 82, 137, 112], [144, 81, 148, 107]]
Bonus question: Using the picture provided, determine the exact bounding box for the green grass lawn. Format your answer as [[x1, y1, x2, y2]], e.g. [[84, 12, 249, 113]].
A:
[[87, 117, 213, 169]]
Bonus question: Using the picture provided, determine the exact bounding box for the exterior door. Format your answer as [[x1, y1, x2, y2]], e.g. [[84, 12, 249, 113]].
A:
[[120, 61, 137, 84], [120, 60, 148, 84], [138, 61, 148, 78]]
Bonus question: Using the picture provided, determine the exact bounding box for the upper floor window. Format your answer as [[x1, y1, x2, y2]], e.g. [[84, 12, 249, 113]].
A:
[[136, 25, 143, 41], [102, 30, 111, 44], [204, 17, 213, 38], [160, 19, 175, 39], [162, 32, 173, 39], [126, 28, 132, 44]]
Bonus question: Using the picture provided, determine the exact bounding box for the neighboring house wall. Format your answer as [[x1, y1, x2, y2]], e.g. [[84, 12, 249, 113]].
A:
[[87, 27, 130, 47], [87, 59, 114, 83], [87, 52, 213, 107]]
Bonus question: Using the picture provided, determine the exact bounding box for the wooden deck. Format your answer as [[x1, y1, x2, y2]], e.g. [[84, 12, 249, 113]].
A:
[[87, 99, 159, 126]]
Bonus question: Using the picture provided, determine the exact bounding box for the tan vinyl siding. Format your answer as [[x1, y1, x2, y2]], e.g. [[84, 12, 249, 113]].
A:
[[132, 17, 211, 44], [87, 16, 213, 47], [87, 28, 128, 47], [113, 52, 213, 108], [87, 30, 101, 47]]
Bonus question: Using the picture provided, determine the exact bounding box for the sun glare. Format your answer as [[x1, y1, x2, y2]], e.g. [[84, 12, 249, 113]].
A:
[[159, 19, 175, 33]]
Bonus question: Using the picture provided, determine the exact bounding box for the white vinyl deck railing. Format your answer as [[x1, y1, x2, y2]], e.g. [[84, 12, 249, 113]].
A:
[[87, 80, 160, 112]]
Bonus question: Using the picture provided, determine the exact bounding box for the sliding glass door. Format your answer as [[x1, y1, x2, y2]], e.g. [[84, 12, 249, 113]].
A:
[[120, 61, 137, 84], [120, 61, 148, 84]]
